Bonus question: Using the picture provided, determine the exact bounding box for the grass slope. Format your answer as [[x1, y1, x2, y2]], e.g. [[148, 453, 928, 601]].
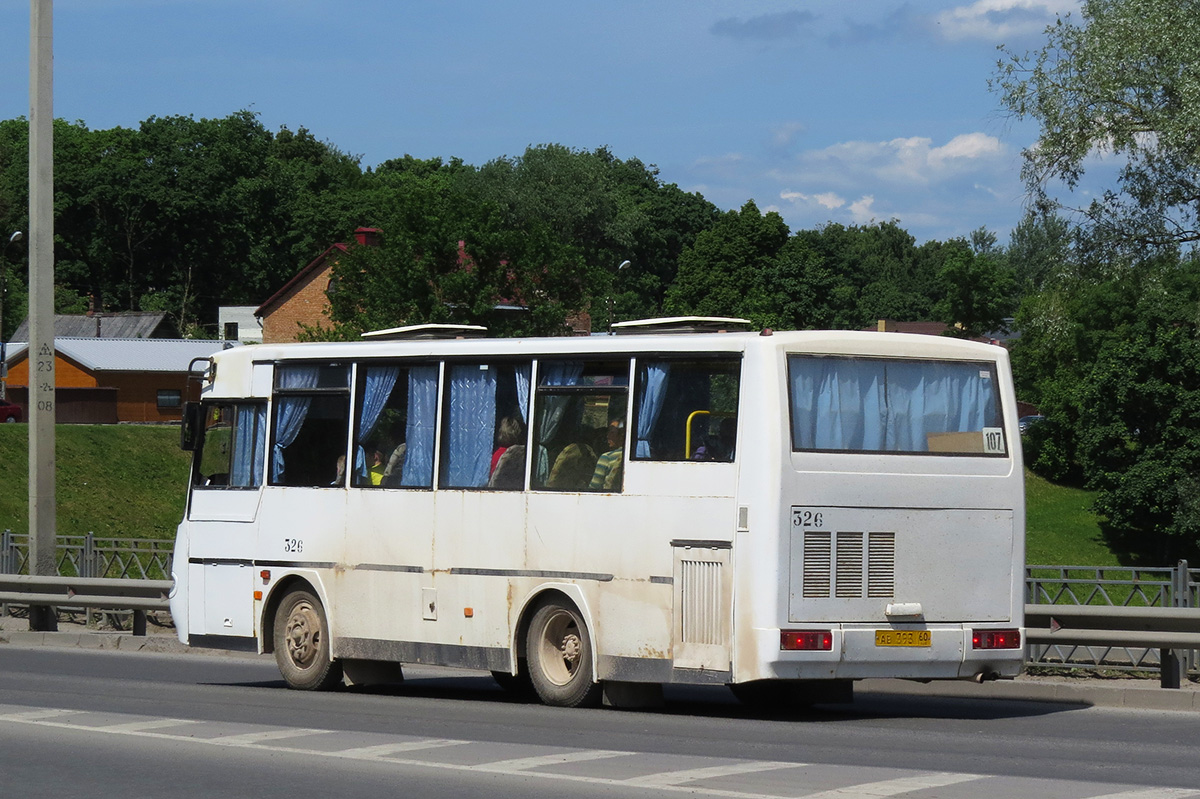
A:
[[0, 424, 190, 540], [1024, 470, 1116, 566], [1, 425, 1119, 564]]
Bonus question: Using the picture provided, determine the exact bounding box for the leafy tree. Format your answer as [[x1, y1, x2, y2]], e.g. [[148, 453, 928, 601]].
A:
[[994, 0, 1200, 250], [934, 238, 1016, 338], [664, 200, 789, 323]]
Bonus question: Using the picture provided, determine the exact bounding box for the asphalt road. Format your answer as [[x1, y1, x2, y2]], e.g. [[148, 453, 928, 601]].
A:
[[0, 645, 1198, 799]]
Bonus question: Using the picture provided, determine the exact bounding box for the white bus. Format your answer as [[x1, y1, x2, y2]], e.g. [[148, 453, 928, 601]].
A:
[[172, 318, 1025, 708]]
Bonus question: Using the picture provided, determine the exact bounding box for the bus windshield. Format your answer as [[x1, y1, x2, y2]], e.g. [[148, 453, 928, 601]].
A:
[[788, 355, 1005, 455]]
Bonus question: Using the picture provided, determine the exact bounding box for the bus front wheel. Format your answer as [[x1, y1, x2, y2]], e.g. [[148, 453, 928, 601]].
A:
[[274, 589, 343, 691], [526, 600, 602, 708]]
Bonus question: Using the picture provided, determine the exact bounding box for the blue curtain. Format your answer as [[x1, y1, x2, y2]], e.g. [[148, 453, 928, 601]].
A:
[[271, 365, 320, 482], [355, 365, 400, 477], [401, 365, 438, 487], [790, 357, 998, 452], [635, 362, 670, 458], [515, 363, 531, 424], [444, 363, 498, 487], [231, 404, 266, 487], [535, 361, 584, 482]]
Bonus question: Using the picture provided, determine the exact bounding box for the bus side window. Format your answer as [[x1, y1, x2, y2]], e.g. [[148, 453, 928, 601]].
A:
[[531, 359, 630, 493], [270, 364, 351, 487], [194, 403, 267, 488], [439, 361, 531, 490], [632, 357, 741, 462]]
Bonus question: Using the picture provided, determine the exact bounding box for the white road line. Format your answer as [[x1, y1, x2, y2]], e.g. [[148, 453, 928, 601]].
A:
[[479, 749, 631, 773], [626, 760, 803, 787], [802, 772, 984, 798], [92, 718, 199, 733], [1083, 790, 1200, 799], [212, 728, 330, 746], [0, 708, 81, 722], [336, 739, 470, 759]]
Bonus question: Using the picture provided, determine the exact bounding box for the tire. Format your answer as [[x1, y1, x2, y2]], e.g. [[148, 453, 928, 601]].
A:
[[273, 588, 343, 691], [2, 415, 15, 423], [525, 600, 603, 708]]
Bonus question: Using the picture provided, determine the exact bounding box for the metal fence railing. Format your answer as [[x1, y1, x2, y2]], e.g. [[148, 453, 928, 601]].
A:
[[1, 530, 173, 581], [1025, 562, 1199, 679]]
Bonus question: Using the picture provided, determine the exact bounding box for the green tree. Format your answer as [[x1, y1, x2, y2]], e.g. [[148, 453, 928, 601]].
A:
[[994, 0, 1200, 250], [664, 200, 789, 323], [934, 238, 1016, 338]]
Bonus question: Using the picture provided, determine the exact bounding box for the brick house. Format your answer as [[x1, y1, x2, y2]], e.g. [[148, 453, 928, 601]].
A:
[[255, 227, 381, 344]]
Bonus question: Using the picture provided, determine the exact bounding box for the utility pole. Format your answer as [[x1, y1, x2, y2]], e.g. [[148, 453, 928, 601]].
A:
[[28, 0, 57, 631]]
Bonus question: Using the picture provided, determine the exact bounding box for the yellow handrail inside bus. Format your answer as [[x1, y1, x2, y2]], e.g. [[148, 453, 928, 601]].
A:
[[685, 410, 711, 458]]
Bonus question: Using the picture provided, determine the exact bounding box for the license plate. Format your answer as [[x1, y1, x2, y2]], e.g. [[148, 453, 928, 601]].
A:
[[875, 629, 932, 647]]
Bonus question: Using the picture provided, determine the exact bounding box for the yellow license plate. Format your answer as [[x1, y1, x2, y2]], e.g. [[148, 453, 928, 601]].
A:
[[875, 629, 932, 647]]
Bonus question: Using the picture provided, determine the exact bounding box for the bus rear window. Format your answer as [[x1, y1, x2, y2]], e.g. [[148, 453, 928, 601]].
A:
[[788, 355, 1005, 456]]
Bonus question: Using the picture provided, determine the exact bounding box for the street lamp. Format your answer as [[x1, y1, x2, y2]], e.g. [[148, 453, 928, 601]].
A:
[[0, 230, 21, 401], [607, 260, 631, 334]]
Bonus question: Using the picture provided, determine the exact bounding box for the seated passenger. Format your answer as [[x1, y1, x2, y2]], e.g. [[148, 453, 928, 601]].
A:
[[589, 420, 624, 491], [692, 417, 736, 462], [381, 442, 407, 487], [489, 444, 526, 489], [490, 415, 526, 478], [547, 442, 597, 490]]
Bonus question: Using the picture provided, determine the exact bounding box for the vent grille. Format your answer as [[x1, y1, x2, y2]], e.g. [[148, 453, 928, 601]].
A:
[[868, 531, 896, 597], [802, 531, 831, 598], [680, 558, 724, 645], [803, 529, 896, 599], [835, 532, 864, 597]]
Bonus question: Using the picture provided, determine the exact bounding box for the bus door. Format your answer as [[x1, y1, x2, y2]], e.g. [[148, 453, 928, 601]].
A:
[[187, 402, 266, 640]]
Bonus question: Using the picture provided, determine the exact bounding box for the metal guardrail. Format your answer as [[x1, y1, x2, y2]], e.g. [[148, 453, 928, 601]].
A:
[[1024, 604, 1200, 688], [1025, 561, 1199, 683], [0, 574, 171, 635]]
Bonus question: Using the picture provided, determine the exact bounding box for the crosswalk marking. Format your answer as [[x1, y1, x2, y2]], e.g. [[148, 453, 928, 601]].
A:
[[336, 739, 470, 759], [480, 749, 631, 772], [212, 728, 330, 745], [94, 718, 199, 733], [1084, 787, 1200, 791], [803, 772, 985, 798], [0, 708, 80, 723], [1, 703, 1195, 799], [626, 760, 802, 786]]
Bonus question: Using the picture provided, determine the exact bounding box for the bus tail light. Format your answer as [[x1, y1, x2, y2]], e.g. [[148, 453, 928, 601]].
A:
[[972, 629, 1021, 649], [780, 630, 833, 651]]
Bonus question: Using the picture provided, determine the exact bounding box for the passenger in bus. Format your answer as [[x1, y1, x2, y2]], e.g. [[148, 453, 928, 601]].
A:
[[368, 449, 386, 486], [489, 444, 526, 489], [547, 441, 597, 489], [692, 417, 736, 462], [382, 442, 406, 487], [589, 420, 624, 491], [332, 455, 346, 486], [490, 415, 526, 478]]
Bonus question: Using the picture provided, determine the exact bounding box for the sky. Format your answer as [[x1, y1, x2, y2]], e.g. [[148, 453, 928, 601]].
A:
[[0, 0, 1082, 245]]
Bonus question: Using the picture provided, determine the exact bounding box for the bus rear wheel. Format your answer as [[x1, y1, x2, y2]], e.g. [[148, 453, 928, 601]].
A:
[[526, 600, 602, 708], [274, 589, 343, 691]]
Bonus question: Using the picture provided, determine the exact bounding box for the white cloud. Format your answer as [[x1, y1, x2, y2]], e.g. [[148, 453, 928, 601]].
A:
[[789, 132, 1008, 187], [848, 195, 876, 224], [934, 0, 1078, 42], [780, 190, 845, 210], [771, 121, 807, 150]]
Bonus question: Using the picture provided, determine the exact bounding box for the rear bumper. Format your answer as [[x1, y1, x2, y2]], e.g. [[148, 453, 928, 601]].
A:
[[742, 624, 1024, 682]]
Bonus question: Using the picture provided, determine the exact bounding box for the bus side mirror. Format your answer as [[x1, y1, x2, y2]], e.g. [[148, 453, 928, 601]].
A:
[[181, 402, 202, 451]]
